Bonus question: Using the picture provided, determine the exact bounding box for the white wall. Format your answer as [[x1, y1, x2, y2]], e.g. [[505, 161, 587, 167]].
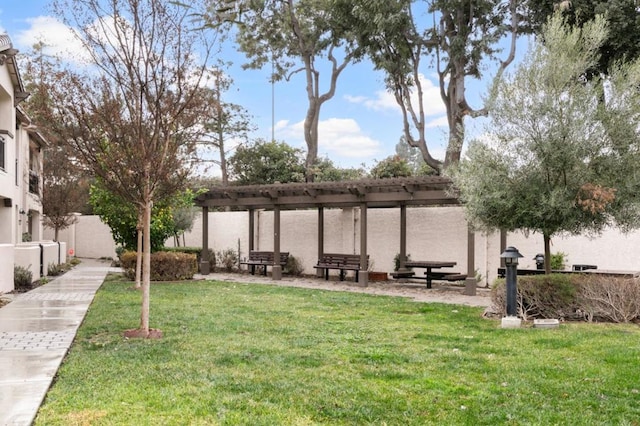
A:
[[52, 208, 640, 286], [0, 244, 14, 293], [14, 244, 40, 283]]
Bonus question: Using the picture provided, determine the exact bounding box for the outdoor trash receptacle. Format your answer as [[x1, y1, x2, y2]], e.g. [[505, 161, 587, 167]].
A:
[[534, 253, 544, 270]]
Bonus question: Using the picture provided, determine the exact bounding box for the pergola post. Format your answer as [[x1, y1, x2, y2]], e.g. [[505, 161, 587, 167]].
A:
[[398, 204, 409, 273], [272, 205, 282, 280], [200, 206, 210, 275], [463, 226, 477, 295], [248, 209, 255, 253], [358, 202, 368, 286], [316, 207, 324, 278]]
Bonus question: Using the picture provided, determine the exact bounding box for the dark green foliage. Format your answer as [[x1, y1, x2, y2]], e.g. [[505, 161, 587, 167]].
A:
[[14, 265, 33, 289], [524, 0, 640, 77], [120, 251, 197, 281], [550, 252, 567, 270], [228, 138, 305, 184], [310, 157, 366, 182], [370, 155, 413, 179], [393, 252, 411, 271], [284, 255, 304, 276]]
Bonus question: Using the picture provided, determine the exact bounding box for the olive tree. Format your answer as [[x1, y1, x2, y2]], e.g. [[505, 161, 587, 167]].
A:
[[451, 14, 640, 273]]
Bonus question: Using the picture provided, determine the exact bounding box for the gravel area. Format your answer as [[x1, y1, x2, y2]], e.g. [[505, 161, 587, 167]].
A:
[[195, 272, 492, 308]]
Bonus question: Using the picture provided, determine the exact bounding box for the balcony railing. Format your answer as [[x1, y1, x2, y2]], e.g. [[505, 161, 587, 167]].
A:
[[29, 170, 39, 195]]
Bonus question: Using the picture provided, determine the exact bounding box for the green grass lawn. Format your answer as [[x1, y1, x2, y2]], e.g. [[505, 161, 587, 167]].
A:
[[36, 275, 640, 425]]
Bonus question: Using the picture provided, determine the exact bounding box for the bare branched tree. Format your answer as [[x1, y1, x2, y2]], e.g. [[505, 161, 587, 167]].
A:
[[48, 0, 218, 337]]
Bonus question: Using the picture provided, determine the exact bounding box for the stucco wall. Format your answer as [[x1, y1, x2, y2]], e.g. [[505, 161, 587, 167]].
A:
[[0, 244, 14, 292], [49, 209, 640, 286], [14, 244, 40, 283]]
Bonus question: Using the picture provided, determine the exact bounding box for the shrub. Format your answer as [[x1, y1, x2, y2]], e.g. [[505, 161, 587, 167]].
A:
[[217, 248, 239, 272], [14, 265, 33, 289], [492, 274, 578, 320], [576, 275, 640, 323], [120, 251, 197, 281], [393, 253, 411, 271], [550, 252, 567, 270], [48, 263, 67, 276], [284, 255, 304, 276], [163, 246, 215, 267]]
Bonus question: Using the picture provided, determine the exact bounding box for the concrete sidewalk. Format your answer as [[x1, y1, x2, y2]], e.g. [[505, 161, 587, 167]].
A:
[[0, 258, 112, 426]]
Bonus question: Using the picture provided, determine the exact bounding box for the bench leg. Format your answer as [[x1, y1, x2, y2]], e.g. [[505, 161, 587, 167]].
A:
[[325, 269, 329, 281], [426, 267, 432, 289], [250, 265, 255, 275], [339, 270, 346, 281], [262, 265, 267, 276]]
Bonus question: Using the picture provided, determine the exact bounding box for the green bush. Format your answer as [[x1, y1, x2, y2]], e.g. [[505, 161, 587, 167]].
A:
[[120, 251, 197, 281], [550, 252, 567, 270], [14, 265, 33, 289], [284, 255, 304, 276]]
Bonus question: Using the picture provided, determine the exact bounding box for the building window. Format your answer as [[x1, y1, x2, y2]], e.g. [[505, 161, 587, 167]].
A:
[[0, 136, 5, 171]]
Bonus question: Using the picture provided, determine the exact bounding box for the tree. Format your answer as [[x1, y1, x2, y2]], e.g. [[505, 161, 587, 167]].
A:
[[206, 0, 357, 181], [524, 0, 640, 77], [89, 183, 176, 253], [21, 42, 90, 241], [394, 135, 436, 176], [369, 155, 413, 179], [198, 69, 254, 185], [451, 13, 640, 273], [310, 157, 366, 182], [228, 138, 305, 184], [340, 0, 521, 171], [48, 0, 216, 337]]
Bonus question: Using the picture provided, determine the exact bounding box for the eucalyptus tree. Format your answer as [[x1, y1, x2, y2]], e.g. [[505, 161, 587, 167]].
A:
[[48, 0, 217, 337], [206, 0, 358, 181], [340, 0, 522, 171], [198, 69, 254, 185], [452, 14, 640, 273]]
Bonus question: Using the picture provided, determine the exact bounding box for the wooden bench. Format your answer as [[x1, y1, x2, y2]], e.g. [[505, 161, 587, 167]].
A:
[[240, 251, 289, 276], [314, 253, 369, 281]]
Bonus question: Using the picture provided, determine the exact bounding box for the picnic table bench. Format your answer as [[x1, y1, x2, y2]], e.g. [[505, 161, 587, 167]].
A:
[[314, 253, 368, 282], [240, 251, 289, 276], [393, 260, 465, 289]]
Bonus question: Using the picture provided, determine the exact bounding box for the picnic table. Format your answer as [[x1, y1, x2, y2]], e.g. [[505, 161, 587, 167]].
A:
[[403, 260, 464, 289]]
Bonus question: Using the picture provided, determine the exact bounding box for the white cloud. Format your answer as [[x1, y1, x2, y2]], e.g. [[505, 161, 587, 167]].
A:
[[345, 73, 446, 117], [15, 16, 89, 64], [276, 117, 383, 162]]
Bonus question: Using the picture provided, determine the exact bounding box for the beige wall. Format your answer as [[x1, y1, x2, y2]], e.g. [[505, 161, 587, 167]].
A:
[[0, 244, 14, 293], [51, 208, 640, 286]]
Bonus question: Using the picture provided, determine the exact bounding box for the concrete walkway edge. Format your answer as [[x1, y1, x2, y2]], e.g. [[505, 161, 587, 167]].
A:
[[0, 259, 112, 426]]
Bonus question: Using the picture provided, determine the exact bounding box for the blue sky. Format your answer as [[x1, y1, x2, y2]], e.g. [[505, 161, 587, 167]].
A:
[[0, 1, 512, 175]]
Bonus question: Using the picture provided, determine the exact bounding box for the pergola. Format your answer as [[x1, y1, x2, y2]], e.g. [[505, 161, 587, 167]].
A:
[[195, 176, 477, 292]]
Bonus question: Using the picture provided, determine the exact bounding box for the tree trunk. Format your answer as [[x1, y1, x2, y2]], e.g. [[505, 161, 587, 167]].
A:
[[135, 213, 142, 289], [140, 200, 151, 333], [543, 233, 552, 274]]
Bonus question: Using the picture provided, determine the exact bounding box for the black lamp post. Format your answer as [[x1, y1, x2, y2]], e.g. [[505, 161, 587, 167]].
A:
[[500, 246, 523, 317]]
